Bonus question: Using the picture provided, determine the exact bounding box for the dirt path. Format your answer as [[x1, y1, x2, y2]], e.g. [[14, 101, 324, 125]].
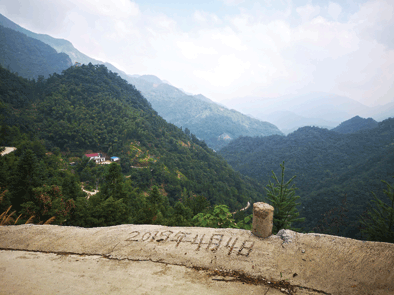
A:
[[0, 147, 16, 156], [81, 185, 99, 199], [232, 201, 251, 214]]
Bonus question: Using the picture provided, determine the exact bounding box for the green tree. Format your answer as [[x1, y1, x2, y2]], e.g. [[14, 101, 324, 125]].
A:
[[359, 177, 394, 243], [20, 185, 75, 224], [70, 194, 130, 227], [9, 149, 42, 210], [100, 163, 126, 200], [170, 201, 192, 226], [265, 161, 305, 233], [192, 204, 237, 228]]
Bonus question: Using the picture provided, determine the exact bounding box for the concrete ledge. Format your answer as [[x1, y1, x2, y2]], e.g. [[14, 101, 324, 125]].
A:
[[0, 224, 393, 294]]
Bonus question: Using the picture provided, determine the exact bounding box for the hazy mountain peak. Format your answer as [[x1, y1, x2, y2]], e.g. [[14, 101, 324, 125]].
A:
[[138, 75, 162, 85], [193, 94, 214, 104]]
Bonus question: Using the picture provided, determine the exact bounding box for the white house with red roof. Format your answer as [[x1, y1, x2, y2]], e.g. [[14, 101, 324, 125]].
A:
[[85, 153, 105, 163]]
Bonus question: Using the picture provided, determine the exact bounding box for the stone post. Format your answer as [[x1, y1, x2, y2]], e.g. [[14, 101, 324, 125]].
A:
[[252, 202, 274, 238]]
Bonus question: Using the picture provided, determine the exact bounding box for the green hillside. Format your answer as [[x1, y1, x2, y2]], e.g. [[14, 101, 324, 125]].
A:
[[0, 64, 263, 220], [331, 115, 378, 134], [0, 25, 71, 79], [219, 123, 394, 238]]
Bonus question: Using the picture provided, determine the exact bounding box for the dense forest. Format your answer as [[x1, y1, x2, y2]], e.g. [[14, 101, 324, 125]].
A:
[[219, 122, 394, 239], [0, 64, 263, 228], [331, 115, 378, 134], [0, 25, 71, 79]]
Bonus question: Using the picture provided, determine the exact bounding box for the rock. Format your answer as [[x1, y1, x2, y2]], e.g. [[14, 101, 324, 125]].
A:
[[277, 229, 295, 244], [252, 202, 274, 238]]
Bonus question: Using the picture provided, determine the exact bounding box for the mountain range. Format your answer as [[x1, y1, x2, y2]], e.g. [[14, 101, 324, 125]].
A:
[[223, 92, 394, 134], [126, 75, 282, 150], [0, 13, 282, 150]]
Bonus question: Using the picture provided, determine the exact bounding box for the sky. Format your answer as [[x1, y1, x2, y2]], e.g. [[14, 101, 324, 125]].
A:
[[0, 0, 393, 106]]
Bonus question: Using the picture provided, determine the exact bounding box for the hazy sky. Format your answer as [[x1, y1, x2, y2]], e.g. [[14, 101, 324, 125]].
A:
[[1, 0, 393, 106]]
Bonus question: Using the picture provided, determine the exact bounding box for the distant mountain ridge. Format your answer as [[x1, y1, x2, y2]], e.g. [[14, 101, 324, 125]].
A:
[[223, 92, 394, 133], [0, 13, 131, 79], [0, 13, 282, 150], [126, 75, 283, 150], [0, 25, 71, 79]]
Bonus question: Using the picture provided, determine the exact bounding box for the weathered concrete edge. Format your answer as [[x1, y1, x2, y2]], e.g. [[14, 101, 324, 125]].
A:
[[1, 224, 393, 295]]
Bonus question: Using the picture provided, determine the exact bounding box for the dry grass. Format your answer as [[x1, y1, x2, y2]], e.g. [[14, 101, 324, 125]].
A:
[[44, 216, 56, 225], [0, 189, 55, 226], [24, 215, 35, 225], [0, 206, 16, 225]]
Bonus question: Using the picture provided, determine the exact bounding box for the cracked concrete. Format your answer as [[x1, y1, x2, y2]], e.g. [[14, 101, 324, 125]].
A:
[[0, 224, 393, 295]]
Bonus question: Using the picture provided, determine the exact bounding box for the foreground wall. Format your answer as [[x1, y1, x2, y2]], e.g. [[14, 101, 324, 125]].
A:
[[0, 224, 393, 294]]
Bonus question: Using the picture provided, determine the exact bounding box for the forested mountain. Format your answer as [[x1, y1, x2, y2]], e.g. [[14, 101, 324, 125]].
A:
[[0, 64, 263, 215], [0, 25, 71, 79], [0, 13, 282, 150], [127, 75, 283, 150], [219, 122, 394, 238], [332, 116, 378, 134]]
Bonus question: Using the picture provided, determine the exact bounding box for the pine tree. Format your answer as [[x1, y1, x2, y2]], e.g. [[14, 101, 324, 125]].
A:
[[359, 177, 394, 243], [100, 163, 126, 200], [265, 161, 305, 233], [10, 149, 42, 210]]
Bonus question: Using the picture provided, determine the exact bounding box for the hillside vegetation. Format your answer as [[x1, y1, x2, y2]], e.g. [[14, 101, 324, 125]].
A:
[[331, 115, 378, 134], [0, 64, 263, 227], [219, 122, 394, 238]]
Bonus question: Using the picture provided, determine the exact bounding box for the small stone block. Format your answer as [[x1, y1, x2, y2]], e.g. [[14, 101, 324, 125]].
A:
[[252, 202, 274, 238]]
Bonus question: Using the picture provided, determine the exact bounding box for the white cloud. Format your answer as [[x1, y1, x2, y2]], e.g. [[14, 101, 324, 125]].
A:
[[210, 28, 248, 51], [296, 4, 320, 23], [1, 0, 394, 106], [177, 41, 217, 59], [220, 0, 246, 6], [193, 10, 221, 24], [193, 54, 250, 87], [70, 0, 140, 19], [327, 2, 342, 20]]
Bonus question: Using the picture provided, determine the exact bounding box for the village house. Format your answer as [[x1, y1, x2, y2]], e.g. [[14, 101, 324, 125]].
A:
[[111, 156, 120, 162], [85, 153, 106, 163]]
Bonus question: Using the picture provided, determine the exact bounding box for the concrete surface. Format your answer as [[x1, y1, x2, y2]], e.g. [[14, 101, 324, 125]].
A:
[[0, 224, 393, 295], [0, 250, 282, 295]]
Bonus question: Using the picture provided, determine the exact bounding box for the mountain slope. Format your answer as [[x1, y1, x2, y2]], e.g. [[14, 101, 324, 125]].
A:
[[127, 75, 283, 150], [332, 116, 378, 134], [0, 25, 71, 79], [0, 13, 132, 80], [219, 122, 394, 238], [0, 64, 263, 209]]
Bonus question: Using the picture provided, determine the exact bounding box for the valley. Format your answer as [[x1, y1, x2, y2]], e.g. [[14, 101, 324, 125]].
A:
[[0, 11, 393, 243]]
